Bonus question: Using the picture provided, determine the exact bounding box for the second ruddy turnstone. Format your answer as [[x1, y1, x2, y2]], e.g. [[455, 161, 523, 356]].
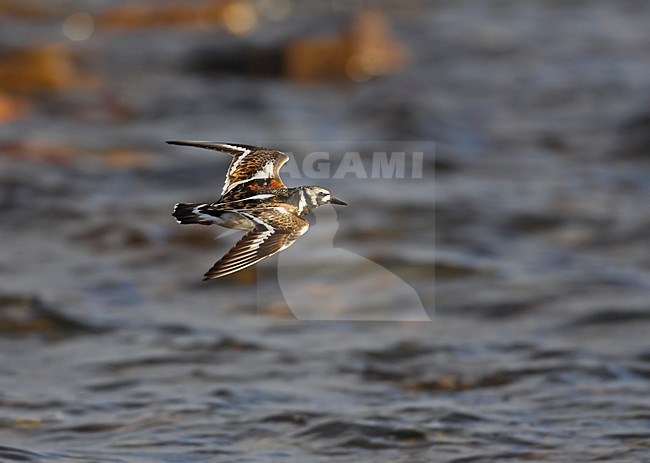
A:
[[169, 141, 347, 280]]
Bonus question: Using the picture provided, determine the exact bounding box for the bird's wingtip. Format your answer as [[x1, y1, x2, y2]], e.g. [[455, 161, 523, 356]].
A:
[[166, 140, 230, 150]]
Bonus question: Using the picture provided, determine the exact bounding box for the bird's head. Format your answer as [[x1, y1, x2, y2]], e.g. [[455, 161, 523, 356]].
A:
[[293, 186, 347, 214]]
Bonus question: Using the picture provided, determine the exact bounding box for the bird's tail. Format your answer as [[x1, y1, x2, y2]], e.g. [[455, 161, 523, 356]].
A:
[[173, 203, 210, 225]]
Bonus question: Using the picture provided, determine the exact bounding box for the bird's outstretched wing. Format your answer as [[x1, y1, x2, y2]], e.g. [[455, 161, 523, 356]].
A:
[[203, 207, 309, 280], [166, 141, 289, 195]]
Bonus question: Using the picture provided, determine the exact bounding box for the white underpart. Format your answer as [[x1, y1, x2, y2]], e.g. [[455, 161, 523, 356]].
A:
[[218, 212, 255, 230], [224, 161, 277, 194]]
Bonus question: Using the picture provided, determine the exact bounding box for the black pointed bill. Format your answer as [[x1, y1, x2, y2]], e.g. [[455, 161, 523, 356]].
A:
[[330, 198, 347, 206]]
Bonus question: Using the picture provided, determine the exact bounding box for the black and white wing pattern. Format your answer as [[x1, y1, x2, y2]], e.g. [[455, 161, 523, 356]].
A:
[[166, 141, 289, 196], [203, 206, 309, 280]]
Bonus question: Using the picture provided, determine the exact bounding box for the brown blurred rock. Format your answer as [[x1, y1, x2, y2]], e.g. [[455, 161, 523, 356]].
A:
[[167, 228, 219, 248], [0, 44, 99, 93], [0, 140, 158, 168], [0, 0, 64, 19], [404, 374, 469, 392], [105, 148, 155, 170], [0, 293, 104, 336], [0, 92, 28, 123], [98, 0, 258, 34], [190, 9, 408, 82], [71, 95, 136, 123], [73, 223, 154, 251], [285, 9, 408, 82], [0, 139, 79, 164]]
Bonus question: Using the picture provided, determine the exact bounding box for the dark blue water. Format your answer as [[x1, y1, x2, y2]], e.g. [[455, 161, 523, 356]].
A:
[[1, 1, 650, 461]]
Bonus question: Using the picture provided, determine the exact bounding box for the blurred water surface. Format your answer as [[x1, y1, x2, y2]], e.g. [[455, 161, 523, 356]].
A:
[[1, 1, 650, 461]]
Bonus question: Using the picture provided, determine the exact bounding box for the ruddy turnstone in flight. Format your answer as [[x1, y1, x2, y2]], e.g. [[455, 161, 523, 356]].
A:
[[169, 141, 347, 280]]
